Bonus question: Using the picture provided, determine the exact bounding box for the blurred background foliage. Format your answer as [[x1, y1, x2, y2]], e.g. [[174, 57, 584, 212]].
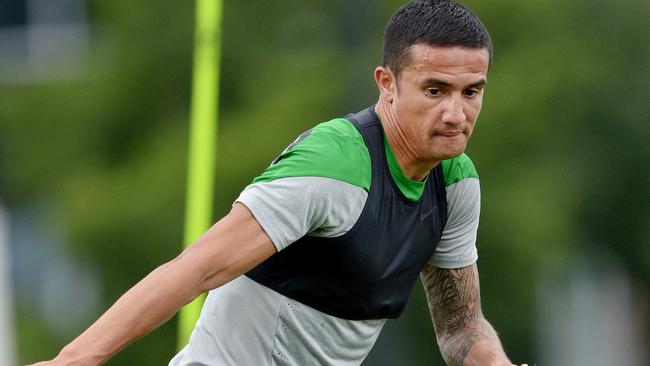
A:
[[0, 0, 648, 364]]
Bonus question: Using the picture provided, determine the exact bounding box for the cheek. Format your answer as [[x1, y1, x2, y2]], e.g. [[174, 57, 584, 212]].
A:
[[465, 115, 480, 140], [466, 100, 483, 124], [471, 97, 484, 116], [394, 97, 426, 129], [465, 125, 475, 140]]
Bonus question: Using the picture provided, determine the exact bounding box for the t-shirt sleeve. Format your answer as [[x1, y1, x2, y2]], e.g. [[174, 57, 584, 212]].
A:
[[235, 177, 367, 252], [429, 177, 480, 268], [234, 118, 371, 252]]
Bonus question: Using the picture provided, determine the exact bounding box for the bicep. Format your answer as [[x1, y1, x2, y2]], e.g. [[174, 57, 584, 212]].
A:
[[420, 263, 483, 337], [176, 203, 277, 293]]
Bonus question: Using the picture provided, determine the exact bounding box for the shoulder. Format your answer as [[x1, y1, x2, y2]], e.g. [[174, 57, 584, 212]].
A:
[[297, 118, 366, 152], [253, 118, 371, 191], [440, 153, 479, 187], [312, 117, 363, 139], [440, 153, 480, 204]]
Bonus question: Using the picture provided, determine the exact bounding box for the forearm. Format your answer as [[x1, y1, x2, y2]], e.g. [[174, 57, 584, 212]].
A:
[[41, 203, 275, 366], [421, 263, 515, 366], [437, 316, 511, 366], [54, 257, 205, 365]]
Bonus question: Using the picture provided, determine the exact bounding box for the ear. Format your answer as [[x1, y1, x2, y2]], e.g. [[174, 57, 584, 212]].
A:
[[374, 66, 397, 103]]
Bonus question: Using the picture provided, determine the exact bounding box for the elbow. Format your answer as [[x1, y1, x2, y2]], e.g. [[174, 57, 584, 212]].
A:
[[172, 246, 233, 294], [151, 253, 212, 302]]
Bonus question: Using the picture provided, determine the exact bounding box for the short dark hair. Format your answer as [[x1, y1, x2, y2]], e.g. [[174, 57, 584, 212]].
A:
[[382, 0, 493, 76]]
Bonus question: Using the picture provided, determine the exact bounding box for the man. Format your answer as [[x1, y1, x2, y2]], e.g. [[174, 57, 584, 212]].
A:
[[30, 1, 527, 365]]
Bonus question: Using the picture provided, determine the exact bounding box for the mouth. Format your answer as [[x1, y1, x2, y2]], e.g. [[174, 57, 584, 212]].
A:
[[436, 131, 463, 138]]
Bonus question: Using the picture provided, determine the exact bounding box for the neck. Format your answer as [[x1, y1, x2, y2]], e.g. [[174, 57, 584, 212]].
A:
[[374, 98, 439, 181]]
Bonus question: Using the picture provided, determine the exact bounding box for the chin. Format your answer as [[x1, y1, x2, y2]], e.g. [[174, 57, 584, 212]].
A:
[[438, 152, 463, 161], [435, 146, 466, 160], [429, 137, 467, 160]]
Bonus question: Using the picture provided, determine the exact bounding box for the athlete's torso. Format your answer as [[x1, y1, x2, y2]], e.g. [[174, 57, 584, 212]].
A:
[[171, 108, 481, 366], [247, 107, 448, 320]]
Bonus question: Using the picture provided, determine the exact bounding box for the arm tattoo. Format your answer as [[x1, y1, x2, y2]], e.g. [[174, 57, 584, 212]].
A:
[[421, 263, 500, 365]]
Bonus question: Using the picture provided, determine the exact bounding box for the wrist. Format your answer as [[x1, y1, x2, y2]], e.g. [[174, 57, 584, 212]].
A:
[[465, 339, 511, 366], [56, 346, 103, 366]]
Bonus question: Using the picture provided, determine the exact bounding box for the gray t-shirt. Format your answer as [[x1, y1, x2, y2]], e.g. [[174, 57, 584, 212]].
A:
[[170, 118, 480, 366]]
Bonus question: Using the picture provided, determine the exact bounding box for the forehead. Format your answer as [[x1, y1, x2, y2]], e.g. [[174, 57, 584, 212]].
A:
[[400, 44, 490, 82]]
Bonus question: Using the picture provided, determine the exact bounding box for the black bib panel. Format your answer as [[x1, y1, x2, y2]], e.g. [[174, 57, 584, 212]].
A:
[[246, 107, 448, 320]]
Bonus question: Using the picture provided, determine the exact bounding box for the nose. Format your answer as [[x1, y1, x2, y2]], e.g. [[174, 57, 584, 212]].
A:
[[441, 93, 466, 125]]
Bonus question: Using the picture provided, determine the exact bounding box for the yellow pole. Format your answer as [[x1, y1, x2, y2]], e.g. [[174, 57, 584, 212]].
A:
[[178, 0, 223, 349]]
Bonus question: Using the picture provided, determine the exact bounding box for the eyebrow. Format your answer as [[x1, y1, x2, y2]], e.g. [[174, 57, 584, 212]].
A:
[[421, 78, 488, 89]]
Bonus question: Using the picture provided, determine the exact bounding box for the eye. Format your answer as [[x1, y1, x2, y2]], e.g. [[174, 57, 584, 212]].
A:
[[425, 88, 442, 97], [463, 88, 480, 97]]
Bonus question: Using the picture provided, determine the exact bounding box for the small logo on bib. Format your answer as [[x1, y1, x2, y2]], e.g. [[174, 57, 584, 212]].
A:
[[420, 208, 437, 221]]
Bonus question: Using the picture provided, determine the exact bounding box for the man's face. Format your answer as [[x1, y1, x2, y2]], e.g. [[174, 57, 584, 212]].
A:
[[380, 44, 490, 163]]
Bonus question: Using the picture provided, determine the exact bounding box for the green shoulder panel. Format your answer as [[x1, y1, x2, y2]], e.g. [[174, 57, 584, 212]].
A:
[[252, 118, 372, 191], [440, 153, 479, 186]]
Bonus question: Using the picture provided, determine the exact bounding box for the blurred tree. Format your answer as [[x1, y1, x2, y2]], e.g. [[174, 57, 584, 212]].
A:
[[0, 0, 647, 364]]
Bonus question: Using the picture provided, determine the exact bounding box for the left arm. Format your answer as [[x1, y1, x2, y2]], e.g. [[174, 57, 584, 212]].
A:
[[421, 263, 523, 366]]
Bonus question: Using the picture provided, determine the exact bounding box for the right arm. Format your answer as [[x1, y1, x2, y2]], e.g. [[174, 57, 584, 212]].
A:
[[28, 203, 276, 366]]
